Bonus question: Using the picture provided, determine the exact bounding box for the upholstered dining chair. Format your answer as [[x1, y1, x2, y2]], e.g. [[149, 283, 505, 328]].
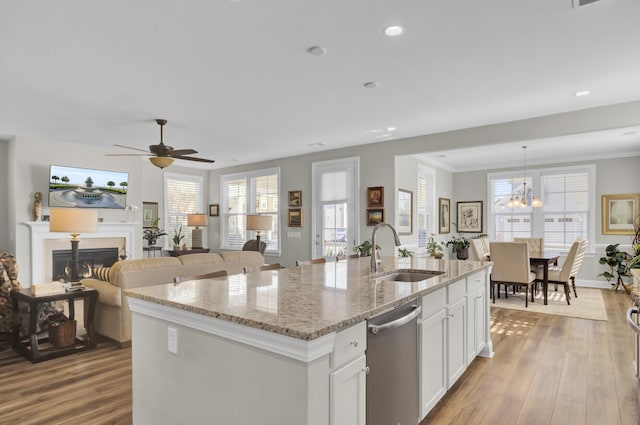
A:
[[174, 270, 228, 284], [296, 258, 326, 266], [470, 239, 490, 261], [534, 240, 581, 305], [242, 239, 267, 254], [514, 237, 544, 253], [243, 263, 281, 273], [568, 239, 589, 298], [489, 242, 537, 307]]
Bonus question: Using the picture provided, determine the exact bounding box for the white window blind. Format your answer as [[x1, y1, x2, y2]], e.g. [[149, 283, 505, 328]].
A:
[[164, 173, 204, 248], [417, 167, 435, 250], [488, 165, 594, 250], [221, 168, 280, 252]]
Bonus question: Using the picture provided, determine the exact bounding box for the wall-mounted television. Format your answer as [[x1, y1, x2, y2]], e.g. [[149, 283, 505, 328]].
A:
[[48, 164, 129, 209]]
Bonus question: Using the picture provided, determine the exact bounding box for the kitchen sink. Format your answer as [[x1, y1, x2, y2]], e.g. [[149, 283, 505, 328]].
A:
[[379, 271, 444, 282]]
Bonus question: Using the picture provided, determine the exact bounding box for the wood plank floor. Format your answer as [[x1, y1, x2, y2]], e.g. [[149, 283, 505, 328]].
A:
[[0, 288, 636, 425]]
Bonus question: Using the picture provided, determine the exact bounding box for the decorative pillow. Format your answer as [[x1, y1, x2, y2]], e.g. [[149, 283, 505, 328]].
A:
[[93, 266, 111, 282]]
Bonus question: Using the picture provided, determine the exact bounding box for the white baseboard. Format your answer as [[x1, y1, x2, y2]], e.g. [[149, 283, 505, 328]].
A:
[[575, 279, 612, 289]]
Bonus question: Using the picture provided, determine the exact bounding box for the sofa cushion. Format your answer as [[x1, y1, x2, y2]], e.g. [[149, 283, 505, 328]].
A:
[[82, 278, 121, 307], [178, 253, 224, 266], [109, 257, 181, 287]]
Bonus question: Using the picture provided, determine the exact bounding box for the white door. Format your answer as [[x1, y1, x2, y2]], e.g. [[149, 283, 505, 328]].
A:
[[312, 157, 359, 258], [419, 309, 447, 419], [330, 355, 366, 425], [447, 297, 467, 388]]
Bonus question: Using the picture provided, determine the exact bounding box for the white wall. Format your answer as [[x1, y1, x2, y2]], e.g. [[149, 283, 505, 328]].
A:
[[0, 138, 11, 252]]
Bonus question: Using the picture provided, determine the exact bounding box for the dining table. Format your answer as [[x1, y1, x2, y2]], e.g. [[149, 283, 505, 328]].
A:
[[528, 249, 560, 305]]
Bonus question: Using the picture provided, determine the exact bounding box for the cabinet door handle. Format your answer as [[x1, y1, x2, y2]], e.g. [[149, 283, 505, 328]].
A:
[[350, 340, 359, 348]]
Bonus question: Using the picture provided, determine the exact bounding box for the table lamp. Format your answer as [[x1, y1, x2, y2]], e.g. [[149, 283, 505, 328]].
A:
[[49, 208, 98, 282], [187, 213, 208, 249], [246, 215, 272, 252]]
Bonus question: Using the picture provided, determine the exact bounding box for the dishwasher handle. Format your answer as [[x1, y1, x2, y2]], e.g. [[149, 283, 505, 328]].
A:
[[627, 307, 640, 335], [368, 305, 422, 335]]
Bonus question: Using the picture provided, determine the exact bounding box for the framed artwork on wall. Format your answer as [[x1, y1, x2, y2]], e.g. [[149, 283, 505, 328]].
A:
[[209, 204, 219, 217], [367, 186, 384, 207], [601, 193, 640, 235], [397, 189, 413, 235], [367, 208, 384, 226], [142, 201, 158, 228], [456, 201, 483, 233], [439, 198, 451, 234], [288, 208, 303, 227], [288, 190, 302, 207]]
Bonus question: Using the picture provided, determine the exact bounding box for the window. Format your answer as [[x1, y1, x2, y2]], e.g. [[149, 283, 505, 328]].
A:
[[488, 165, 595, 251], [416, 166, 435, 251], [164, 173, 204, 248], [221, 167, 280, 253]]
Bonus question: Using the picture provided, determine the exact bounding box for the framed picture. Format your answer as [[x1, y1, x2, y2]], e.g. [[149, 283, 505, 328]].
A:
[[397, 189, 413, 235], [288, 208, 303, 227], [142, 201, 158, 228], [209, 204, 219, 217], [288, 190, 302, 207], [602, 194, 640, 235], [367, 208, 384, 226], [367, 186, 384, 207], [439, 198, 451, 234], [456, 201, 483, 233]]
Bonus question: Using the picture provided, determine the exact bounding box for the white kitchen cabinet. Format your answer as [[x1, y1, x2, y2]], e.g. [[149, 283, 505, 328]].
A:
[[447, 296, 467, 387], [330, 355, 366, 425], [466, 286, 486, 364], [419, 308, 447, 417]]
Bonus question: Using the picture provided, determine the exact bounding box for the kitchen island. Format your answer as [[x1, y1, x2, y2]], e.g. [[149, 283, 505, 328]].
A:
[[125, 256, 492, 425]]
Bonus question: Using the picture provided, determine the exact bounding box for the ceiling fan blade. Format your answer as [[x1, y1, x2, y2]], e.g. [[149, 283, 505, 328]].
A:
[[106, 153, 151, 157], [169, 149, 198, 156], [114, 144, 151, 153], [173, 155, 215, 163]]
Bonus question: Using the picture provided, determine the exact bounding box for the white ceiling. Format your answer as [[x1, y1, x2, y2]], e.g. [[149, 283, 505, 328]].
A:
[[1, 0, 640, 170]]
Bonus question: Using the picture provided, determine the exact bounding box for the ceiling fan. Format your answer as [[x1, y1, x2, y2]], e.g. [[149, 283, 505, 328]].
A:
[[108, 119, 215, 169]]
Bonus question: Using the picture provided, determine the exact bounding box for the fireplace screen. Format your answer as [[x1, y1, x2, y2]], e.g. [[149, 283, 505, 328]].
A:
[[52, 248, 119, 281]]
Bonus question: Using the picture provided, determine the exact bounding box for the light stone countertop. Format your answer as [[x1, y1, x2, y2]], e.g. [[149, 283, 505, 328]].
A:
[[124, 256, 492, 341]]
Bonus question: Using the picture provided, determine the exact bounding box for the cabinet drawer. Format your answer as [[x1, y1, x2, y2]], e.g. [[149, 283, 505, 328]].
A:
[[332, 321, 366, 369], [448, 279, 466, 303], [422, 287, 447, 319], [466, 271, 485, 293]]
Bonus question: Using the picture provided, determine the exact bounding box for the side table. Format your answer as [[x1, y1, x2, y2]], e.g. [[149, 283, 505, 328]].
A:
[[11, 287, 98, 363], [143, 246, 163, 258]]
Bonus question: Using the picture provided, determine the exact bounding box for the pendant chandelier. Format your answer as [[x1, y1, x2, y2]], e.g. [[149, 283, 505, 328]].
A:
[[507, 146, 543, 208]]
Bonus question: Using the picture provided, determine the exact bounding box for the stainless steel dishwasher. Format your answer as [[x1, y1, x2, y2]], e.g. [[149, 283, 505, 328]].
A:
[[366, 300, 421, 425]]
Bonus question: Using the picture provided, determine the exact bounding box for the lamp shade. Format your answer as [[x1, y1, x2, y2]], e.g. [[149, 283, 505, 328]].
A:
[[187, 213, 208, 227], [246, 215, 272, 231], [149, 157, 174, 169], [50, 208, 98, 234]]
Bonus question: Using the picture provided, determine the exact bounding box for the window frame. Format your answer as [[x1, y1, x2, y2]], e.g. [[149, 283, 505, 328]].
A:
[[486, 164, 595, 253], [163, 172, 205, 250], [416, 165, 436, 253], [220, 167, 281, 254]]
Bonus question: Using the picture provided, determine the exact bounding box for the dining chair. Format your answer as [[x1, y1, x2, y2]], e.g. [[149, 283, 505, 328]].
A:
[[242, 239, 267, 254], [470, 238, 489, 261], [489, 242, 537, 307], [243, 263, 281, 273], [296, 258, 326, 266], [569, 239, 589, 298], [174, 270, 228, 284], [513, 237, 544, 252], [534, 240, 580, 305]]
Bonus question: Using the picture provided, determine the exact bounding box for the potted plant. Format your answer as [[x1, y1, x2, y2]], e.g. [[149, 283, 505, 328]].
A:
[[172, 226, 185, 250], [446, 224, 470, 260], [143, 218, 167, 246], [598, 243, 631, 292], [398, 248, 414, 258], [426, 234, 444, 259], [352, 240, 380, 257]]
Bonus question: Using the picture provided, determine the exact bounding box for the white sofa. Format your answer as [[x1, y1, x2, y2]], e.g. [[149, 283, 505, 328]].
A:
[[81, 251, 264, 346]]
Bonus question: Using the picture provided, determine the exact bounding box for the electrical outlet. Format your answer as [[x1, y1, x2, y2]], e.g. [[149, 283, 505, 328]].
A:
[[168, 327, 178, 354]]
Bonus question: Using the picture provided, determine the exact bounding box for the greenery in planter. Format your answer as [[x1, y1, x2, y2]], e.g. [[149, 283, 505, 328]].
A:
[[446, 223, 470, 259], [598, 244, 631, 290], [426, 233, 444, 259], [352, 240, 381, 257], [172, 226, 185, 247], [143, 218, 167, 246], [397, 248, 414, 258]]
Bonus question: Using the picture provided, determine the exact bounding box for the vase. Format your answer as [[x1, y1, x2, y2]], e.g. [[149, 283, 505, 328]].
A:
[[147, 239, 156, 247], [456, 247, 469, 260]]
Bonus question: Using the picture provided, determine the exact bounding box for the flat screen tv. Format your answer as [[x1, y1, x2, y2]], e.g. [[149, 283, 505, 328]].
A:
[[48, 164, 128, 209]]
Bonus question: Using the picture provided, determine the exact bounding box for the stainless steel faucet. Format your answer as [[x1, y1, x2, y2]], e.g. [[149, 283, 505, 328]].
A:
[[370, 222, 402, 273]]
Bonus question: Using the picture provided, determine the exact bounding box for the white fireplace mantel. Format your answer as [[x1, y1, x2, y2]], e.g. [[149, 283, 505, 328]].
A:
[[25, 221, 140, 283]]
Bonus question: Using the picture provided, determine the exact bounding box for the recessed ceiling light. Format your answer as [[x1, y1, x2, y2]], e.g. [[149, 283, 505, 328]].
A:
[[386, 126, 396, 132], [363, 81, 379, 89], [574, 90, 590, 97], [307, 46, 327, 56], [383, 25, 404, 37]]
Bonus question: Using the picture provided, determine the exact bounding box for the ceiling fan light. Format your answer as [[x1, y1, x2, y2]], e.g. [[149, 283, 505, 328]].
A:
[[150, 157, 174, 169]]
